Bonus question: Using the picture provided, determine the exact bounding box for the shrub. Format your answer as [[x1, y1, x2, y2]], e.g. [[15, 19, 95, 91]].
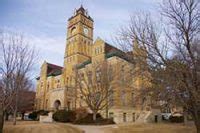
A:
[[28, 110, 49, 120], [74, 113, 115, 125], [37, 110, 49, 116], [75, 108, 88, 120], [53, 110, 76, 123], [28, 111, 38, 120], [169, 115, 184, 123]]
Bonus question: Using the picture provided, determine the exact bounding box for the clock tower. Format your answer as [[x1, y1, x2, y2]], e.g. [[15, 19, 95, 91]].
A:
[[64, 5, 93, 85]]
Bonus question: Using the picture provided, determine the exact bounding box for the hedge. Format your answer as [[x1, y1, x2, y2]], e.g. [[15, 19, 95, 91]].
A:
[[28, 110, 49, 120], [169, 115, 184, 123], [74, 113, 115, 125], [52, 110, 76, 123]]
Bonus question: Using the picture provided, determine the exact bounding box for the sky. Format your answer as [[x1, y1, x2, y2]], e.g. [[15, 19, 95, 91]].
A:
[[0, 0, 160, 77]]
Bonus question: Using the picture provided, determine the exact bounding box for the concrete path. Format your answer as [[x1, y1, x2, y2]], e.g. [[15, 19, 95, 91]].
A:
[[73, 124, 118, 133]]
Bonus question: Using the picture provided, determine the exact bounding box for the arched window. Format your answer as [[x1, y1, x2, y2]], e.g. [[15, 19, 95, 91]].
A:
[[54, 100, 61, 110], [71, 27, 76, 35], [66, 77, 69, 85]]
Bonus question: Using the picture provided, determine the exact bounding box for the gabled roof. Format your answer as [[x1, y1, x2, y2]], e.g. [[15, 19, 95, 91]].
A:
[[104, 42, 124, 54], [36, 62, 63, 80], [76, 60, 92, 69], [104, 43, 133, 62], [46, 63, 63, 77], [94, 37, 124, 54]]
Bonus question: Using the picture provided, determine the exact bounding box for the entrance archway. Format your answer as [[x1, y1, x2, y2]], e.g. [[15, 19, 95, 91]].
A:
[[54, 100, 61, 110]]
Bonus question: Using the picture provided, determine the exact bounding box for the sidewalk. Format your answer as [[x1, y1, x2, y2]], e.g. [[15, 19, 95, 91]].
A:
[[70, 124, 118, 133]]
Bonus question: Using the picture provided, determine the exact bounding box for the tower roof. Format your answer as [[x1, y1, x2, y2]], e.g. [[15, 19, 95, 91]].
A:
[[76, 5, 85, 14], [68, 5, 93, 21]]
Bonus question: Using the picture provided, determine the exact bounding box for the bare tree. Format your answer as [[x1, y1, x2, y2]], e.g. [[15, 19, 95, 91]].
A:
[[116, 0, 200, 132], [0, 30, 37, 132], [75, 61, 113, 121]]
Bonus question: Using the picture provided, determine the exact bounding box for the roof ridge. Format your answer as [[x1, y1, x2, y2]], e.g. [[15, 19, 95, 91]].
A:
[[104, 42, 125, 54], [46, 62, 63, 69]]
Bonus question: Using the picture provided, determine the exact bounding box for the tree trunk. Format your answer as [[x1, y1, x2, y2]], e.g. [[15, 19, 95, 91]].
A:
[[194, 120, 200, 133], [13, 87, 19, 125], [13, 109, 17, 125], [5, 112, 9, 121], [183, 111, 188, 125], [0, 107, 4, 133], [106, 105, 109, 119], [93, 112, 97, 121], [21, 112, 24, 120]]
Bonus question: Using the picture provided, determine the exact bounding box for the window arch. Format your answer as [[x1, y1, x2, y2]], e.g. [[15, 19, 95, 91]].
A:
[[54, 100, 61, 110], [71, 27, 76, 35]]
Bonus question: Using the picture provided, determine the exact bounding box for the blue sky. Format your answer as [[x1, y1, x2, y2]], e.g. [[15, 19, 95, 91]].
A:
[[0, 0, 159, 77]]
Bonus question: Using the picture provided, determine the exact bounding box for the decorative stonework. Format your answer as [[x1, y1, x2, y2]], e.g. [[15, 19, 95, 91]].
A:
[[35, 5, 155, 123]]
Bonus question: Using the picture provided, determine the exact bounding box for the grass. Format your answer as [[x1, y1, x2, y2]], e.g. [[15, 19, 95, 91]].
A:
[[3, 121, 83, 133], [108, 123, 196, 133]]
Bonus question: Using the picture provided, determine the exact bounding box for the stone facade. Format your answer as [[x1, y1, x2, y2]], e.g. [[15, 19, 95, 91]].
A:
[[35, 5, 155, 123]]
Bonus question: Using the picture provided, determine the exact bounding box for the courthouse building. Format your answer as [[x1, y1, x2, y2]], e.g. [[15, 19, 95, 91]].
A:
[[35, 6, 157, 123]]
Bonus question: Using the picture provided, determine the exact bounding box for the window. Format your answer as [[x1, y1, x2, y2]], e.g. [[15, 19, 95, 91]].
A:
[[86, 45, 88, 54], [121, 91, 126, 106], [67, 101, 71, 111], [94, 47, 101, 55], [132, 113, 136, 122], [95, 48, 97, 55], [47, 82, 50, 91], [45, 99, 48, 109], [96, 67, 101, 82], [66, 77, 69, 85], [132, 92, 135, 105], [41, 82, 43, 88], [120, 65, 125, 84], [123, 113, 127, 122], [57, 80, 60, 88], [71, 27, 76, 34], [70, 76, 72, 85]]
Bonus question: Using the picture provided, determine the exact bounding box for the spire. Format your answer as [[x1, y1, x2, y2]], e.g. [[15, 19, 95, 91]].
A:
[[76, 5, 86, 15], [68, 5, 93, 22]]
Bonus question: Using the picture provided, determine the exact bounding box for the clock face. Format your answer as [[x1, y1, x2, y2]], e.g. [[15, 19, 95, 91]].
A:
[[83, 27, 89, 35]]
